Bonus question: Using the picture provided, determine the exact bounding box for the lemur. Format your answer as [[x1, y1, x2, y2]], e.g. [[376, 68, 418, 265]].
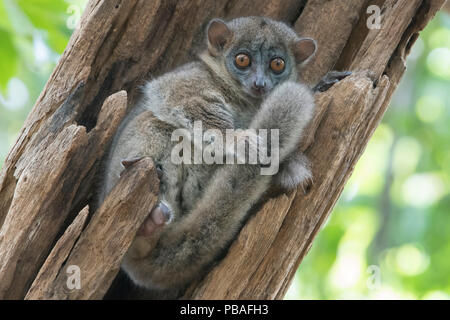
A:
[[98, 16, 350, 298]]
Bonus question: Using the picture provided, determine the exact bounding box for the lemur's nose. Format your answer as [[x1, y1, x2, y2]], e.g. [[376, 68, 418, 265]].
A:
[[254, 78, 266, 89]]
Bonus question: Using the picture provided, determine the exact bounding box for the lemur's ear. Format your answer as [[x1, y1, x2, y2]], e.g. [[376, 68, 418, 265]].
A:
[[207, 19, 232, 55], [293, 38, 317, 64]]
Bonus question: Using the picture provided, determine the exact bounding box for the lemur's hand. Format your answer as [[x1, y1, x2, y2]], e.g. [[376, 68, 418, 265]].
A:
[[313, 71, 352, 92]]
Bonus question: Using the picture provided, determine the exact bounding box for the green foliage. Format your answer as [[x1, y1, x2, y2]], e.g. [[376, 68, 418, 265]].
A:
[[0, 28, 18, 87], [0, 1, 18, 87], [0, 0, 87, 168], [17, 0, 72, 53], [0, 1, 448, 300]]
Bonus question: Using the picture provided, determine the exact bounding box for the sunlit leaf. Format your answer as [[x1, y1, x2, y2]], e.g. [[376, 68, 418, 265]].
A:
[[0, 29, 18, 89], [17, 0, 69, 53], [0, 0, 12, 32]]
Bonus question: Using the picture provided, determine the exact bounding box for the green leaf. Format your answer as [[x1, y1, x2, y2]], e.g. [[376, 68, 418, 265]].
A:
[[17, 0, 69, 53], [0, 28, 18, 89], [0, 0, 12, 32]]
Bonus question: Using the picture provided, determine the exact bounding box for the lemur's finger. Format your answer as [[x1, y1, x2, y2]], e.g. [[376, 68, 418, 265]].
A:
[[327, 70, 352, 81], [301, 177, 314, 195], [121, 157, 144, 169], [156, 164, 163, 179]]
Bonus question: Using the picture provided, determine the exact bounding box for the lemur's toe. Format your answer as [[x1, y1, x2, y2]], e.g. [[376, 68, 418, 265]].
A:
[[301, 177, 314, 195], [152, 202, 172, 224], [120, 157, 144, 176], [137, 202, 173, 237], [156, 164, 164, 179]]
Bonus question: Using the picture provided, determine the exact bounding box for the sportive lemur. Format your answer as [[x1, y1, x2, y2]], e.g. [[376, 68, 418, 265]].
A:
[[98, 16, 350, 297]]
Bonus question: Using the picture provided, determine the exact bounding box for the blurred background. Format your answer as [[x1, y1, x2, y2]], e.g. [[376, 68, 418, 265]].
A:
[[0, 0, 449, 300]]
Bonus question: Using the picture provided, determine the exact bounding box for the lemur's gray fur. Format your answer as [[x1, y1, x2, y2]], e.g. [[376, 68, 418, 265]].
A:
[[98, 16, 349, 297]]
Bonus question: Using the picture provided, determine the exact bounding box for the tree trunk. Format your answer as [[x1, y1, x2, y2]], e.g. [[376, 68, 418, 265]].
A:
[[0, 0, 444, 300]]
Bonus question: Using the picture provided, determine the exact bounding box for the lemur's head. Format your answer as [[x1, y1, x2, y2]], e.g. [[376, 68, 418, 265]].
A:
[[201, 16, 316, 99]]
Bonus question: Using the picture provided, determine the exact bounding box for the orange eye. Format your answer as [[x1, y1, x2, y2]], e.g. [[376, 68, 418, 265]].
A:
[[235, 53, 251, 68], [270, 57, 285, 73]]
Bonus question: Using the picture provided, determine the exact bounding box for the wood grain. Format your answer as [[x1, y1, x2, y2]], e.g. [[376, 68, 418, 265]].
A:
[[25, 206, 89, 299], [0, 91, 127, 299], [25, 158, 159, 300]]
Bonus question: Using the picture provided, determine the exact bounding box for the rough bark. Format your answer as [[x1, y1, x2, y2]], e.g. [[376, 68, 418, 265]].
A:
[[26, 158, 159, 300], [25, 206, 90, 299], [443, 0, 450, 13], [0, 0, 444, 300]]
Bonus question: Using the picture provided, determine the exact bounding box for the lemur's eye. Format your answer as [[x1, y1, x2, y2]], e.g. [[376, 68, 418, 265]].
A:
[[235, 53, 251, 68], [270, 57, 285, 73]]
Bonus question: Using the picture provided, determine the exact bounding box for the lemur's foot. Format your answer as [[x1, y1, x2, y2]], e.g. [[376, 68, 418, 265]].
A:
[[313, 70, 352, 92], [121, 157, 170, 237], [274, 151, 313, 193], [137, 202, 173, 237]]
